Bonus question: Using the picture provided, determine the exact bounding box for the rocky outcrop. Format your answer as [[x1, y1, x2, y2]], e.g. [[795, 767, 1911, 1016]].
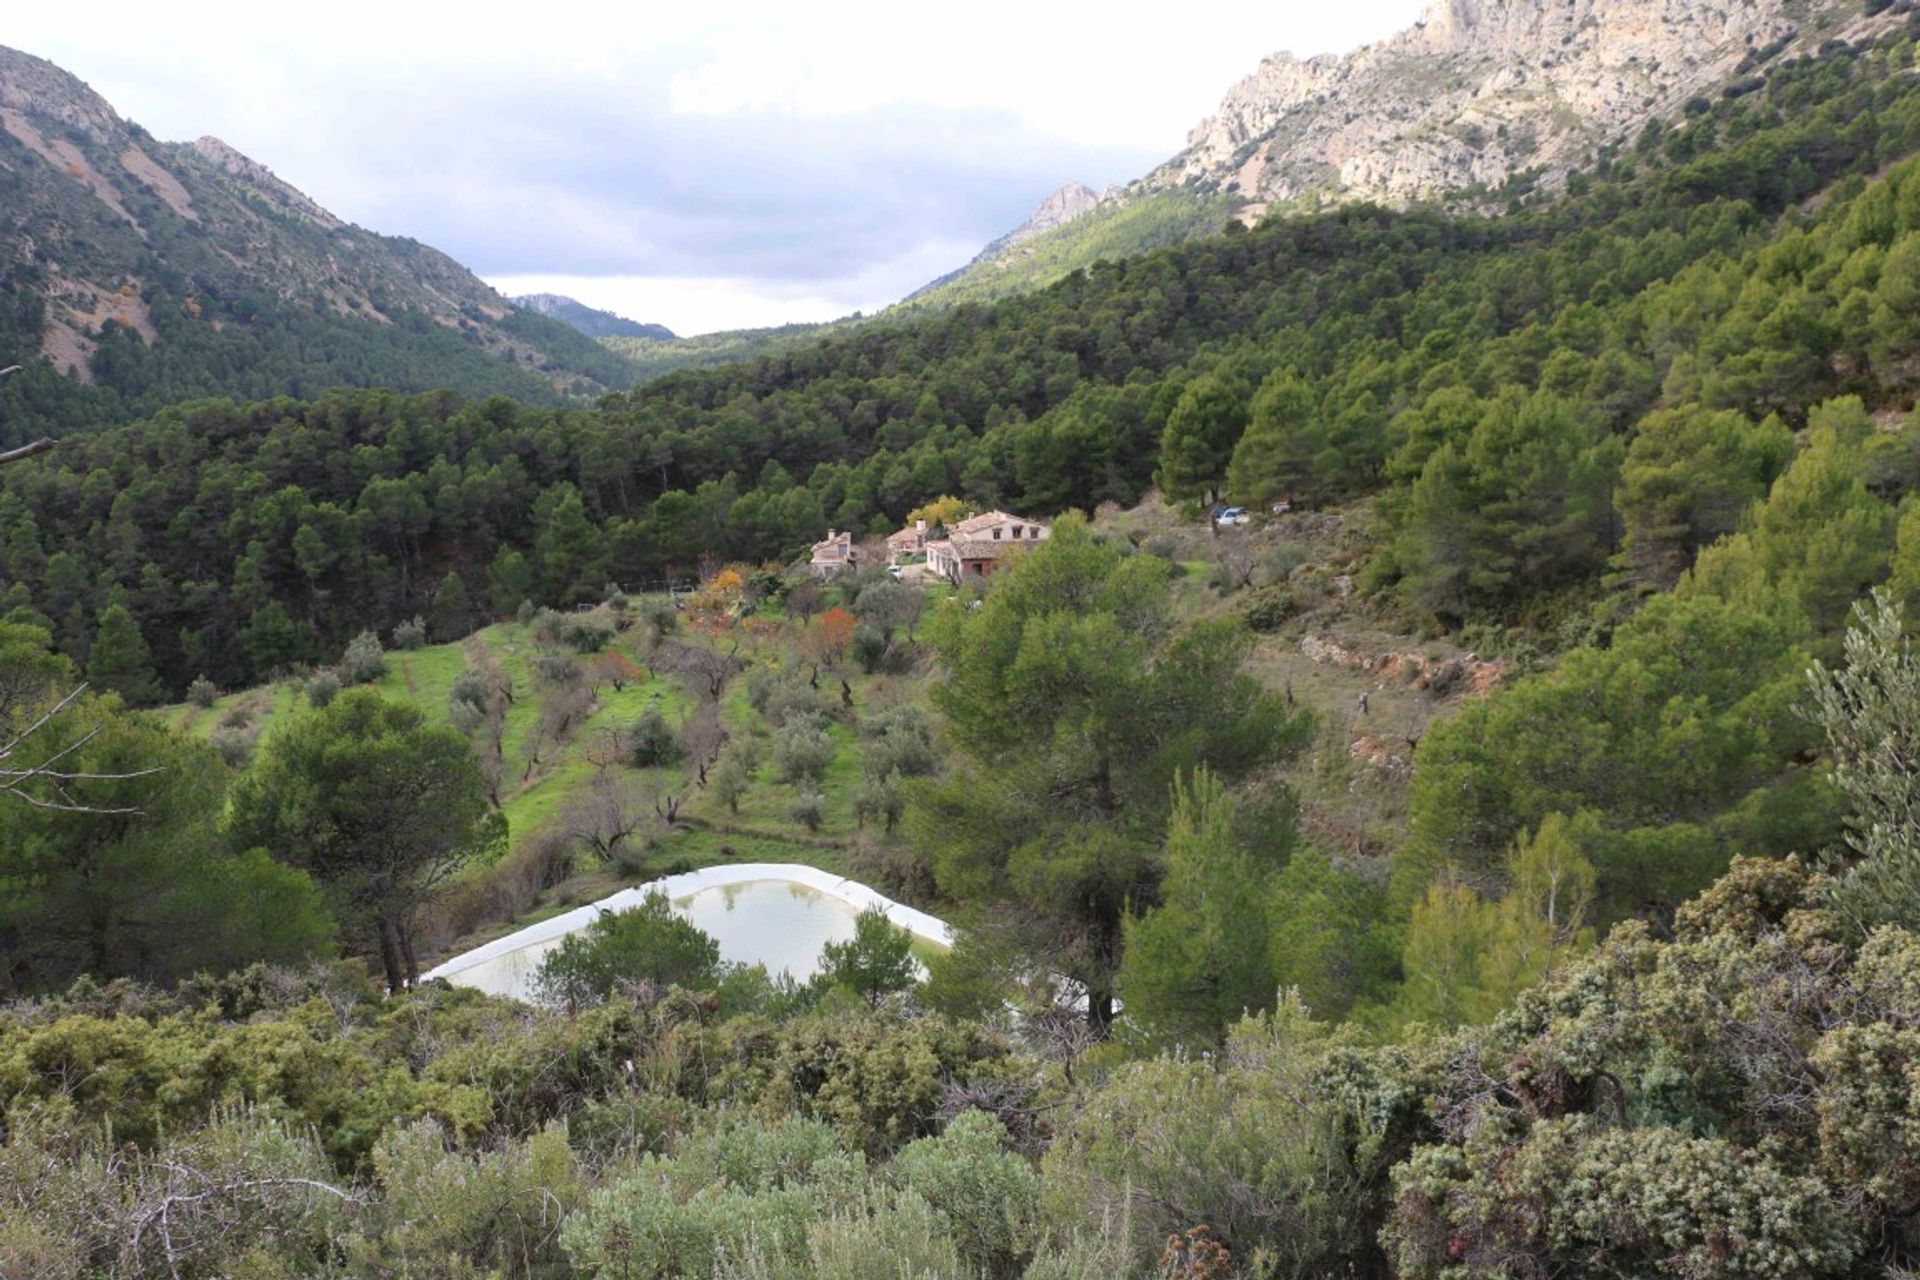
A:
[[926, 0, 1880, 306], [1153, 0, 1872, 209], [986, 182, 1103, 254], [907, 181, 1111, 301], [188, 136, 342, 228]]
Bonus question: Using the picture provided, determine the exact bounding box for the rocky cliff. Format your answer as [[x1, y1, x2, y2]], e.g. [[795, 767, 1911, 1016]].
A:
[[918, 0, 1882, 308], [1152, 0, 1873, 213]]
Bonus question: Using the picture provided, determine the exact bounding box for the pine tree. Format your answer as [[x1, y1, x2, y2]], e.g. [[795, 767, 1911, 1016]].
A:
[[1156, 372, 1249, 503], [86, 602, 161, 705], [1226, 370, 1318, 508], [430, 570, 475, 641], [487, 547, 535, 614], [537, 487, 601, 606], [1117, 769, 1276, 1046]]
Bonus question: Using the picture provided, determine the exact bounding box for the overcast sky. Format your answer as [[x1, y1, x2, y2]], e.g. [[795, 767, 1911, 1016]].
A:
[[11, 0, 1428, 334]]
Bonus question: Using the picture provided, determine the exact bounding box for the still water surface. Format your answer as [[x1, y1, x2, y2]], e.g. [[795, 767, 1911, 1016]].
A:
[[438, 878, 863, 1001]]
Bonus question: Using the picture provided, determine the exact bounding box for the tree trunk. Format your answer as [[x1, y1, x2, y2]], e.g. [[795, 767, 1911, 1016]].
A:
[[376, 916, 406, 994], [399, 923, 421, 989], [1086, 984, 1116, 1036]]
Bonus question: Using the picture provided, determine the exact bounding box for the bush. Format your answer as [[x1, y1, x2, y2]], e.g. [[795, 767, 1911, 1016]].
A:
[[532, 892, 721, 1008], [538, 608, 615, 654], [892, 1111, 1041, 1276], [531, 653, 580, 686], [816, 908, 916, 1006], [775, 715, 836, 788], [448, 668, 489, 717], [187, 675, 217, 708], [1386, 1118, 1858, 1280], [1258, 542, 1308, 587], [366, 1120, 583, 1275], [854, 772, 904, 832], [863, 705, 938, 780], [850, 624, 891, 674], [218, 702, 253, 729], [710, 739, 761, 813], [560, 1117, 856, 1280], [341, 630, 387, 684], [630, 700, 684, 768], [747, 666, 837, 726], [391, 615, 427, 650], [307, 670, 342, 708], [515, 598, 538, 625], [790, 791, 827, 831], [635, 594, 680, 642], [210, 725, 255, 768], [1244, 586, 1297, 633]]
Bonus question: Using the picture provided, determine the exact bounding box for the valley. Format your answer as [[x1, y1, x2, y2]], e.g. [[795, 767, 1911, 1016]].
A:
[[6, 5, 1920, 1278]]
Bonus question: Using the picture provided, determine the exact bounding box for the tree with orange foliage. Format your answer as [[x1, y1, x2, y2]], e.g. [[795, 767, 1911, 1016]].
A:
[[589, 649, 645, 693], [795, 606, 856, 686], [687, 565, 749, 617]]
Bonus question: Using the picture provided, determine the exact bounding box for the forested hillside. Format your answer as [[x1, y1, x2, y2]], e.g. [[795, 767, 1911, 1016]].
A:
[[0, 46, 639, 443], [7, 34, 1919, 687], [12, 23, 1920, 1280]]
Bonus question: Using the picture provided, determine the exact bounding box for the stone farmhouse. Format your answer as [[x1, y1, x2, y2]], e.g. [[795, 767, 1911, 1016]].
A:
[[924, 511, 1050, 583]]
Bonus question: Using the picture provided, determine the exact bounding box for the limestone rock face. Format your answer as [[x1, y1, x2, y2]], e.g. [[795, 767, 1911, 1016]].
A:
[[921, 0, 1881, 308], [189, 135, 343, 228], [1154, 0, 1870, 209]]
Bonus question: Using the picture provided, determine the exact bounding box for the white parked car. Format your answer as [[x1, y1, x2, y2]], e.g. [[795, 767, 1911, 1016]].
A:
[[1214, 507, 1251, 527]]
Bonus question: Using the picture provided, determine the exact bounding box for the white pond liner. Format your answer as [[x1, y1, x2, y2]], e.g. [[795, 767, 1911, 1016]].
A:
[[423, 862, 953, 1000]]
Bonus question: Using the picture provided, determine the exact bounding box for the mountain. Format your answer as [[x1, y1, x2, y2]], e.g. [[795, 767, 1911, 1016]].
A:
[[599, 317, 857, 381], [511, 293, 675, 341], [905, 182, 1105, 301], [915, 0, 1879, 308], [0, 46, 639, 441]]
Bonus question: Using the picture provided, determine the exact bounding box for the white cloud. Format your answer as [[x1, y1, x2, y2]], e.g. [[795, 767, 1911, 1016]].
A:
[[8, 0, 1431, 331], [490, 230, 982, 335]]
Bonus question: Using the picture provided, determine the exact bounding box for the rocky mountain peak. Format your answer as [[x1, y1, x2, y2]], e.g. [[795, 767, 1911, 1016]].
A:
[[0, 46, 121, 143], [1020, 183, 1102, 238], [188, 136, 342, 228], [1159, 0, 1875, 211]]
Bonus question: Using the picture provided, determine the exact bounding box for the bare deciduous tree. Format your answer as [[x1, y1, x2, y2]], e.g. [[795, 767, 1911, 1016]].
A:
[[559, 771, 661, 868], [679, 701, 727, 786], [0, 436, 52, 468], [2, 685, 159, 813], [660, 632, 742, 704], [519, 682, 594, 782]]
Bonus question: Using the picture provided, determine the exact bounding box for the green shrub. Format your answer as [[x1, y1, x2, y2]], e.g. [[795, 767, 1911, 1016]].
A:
[[789, 791, 826, 832], [187, 675, 217, 708], [892, 1111, 1041, 1276], [774, 715, 836, 788], [341, 630, 387, 684], [391, 615, 427, 650], [532, 893, 721, 1007], [630, 700, 684, 768], [306, 669, 342, 708], [1244, 586, 1297, 633], [816, 908, 917, 1006]]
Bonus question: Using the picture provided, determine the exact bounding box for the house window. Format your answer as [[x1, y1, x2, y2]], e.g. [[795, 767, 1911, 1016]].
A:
[[992, 529, 1001, 540]]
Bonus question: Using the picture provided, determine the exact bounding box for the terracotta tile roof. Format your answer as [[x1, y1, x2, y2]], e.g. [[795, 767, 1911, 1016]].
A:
[[948, 537, 1028, 562], [950, 510, 1017, 536]]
